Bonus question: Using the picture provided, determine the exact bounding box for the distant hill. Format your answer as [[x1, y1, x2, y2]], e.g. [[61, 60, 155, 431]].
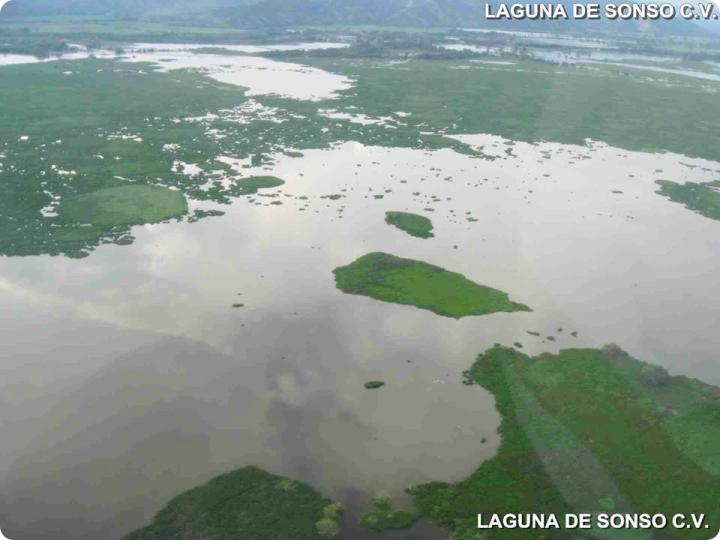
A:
[[0, 0, 251, 18], [214, 0, 487, 28], [0, 0, 712, 35]]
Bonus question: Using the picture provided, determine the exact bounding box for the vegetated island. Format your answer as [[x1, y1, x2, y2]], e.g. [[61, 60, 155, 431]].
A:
[[237, 176, 285, 195], [333, 252, 530, 318], [364, 381, 385, 389], [58, 184, 188, 227], [122, 466, 343, 540], [656, 179, 720, 221], [385, 211, 434, 239], [360, 491, 418, 532], [408, 345, 720, 539]]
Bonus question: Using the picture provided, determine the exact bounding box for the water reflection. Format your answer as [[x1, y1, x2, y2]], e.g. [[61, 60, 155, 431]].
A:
[[1, 137, 719, 539]]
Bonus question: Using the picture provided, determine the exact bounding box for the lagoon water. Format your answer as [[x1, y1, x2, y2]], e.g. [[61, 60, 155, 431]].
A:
[[121, 43, 353, 100], [1, 47, 719, 540], [2, 42, 352, 100], [0, 54, 40, 66]]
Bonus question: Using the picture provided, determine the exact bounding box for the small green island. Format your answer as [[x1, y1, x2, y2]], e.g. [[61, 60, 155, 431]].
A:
[[333, 253, 530, 318], [360, 492, 418, 532], [58, 184, 188, 227], [364, 381, 385, 389], [123, 466, 343, 540], [656, 179, 720, 221], [236, 176, 285, 195], [385, 211, 434, 238], [409, 345, 720, 539]]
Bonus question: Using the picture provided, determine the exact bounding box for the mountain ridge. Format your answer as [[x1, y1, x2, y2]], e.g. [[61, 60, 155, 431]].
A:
[[0, 0, 713, 35]]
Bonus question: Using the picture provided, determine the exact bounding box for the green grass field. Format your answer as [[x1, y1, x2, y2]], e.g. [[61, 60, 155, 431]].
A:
[[333, 253, 530, 318]]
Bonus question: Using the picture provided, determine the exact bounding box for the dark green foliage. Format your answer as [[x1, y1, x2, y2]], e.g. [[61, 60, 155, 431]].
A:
[[364, 381, 385, 389], [410, 346, 720, 539], [187, 208, 225, 223], [237, 176, 285, 195], [333, 253, 530, 318], [360, 492, 418, 532], [656, 180, 720, 221], [123, 466, 341, 540], [316, 502, 344, 539], [0, 35, 72, 57], [385, 211, 434, 239]]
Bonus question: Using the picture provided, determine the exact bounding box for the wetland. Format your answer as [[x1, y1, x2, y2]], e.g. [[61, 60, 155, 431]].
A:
[[0, 23, 719, 540]]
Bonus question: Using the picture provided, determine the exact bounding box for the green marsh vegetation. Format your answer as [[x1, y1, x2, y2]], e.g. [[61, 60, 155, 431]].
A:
[[0, 52, 474, 258], [288, 54, 720, 163], [656, 180, 720, 221], [123, 466, 342, 540], [360, 491, 418, 532], [0, 20, 293, 46], [0, 56, 302, 258], [0, 58, 244, 257], [57, 185, 187, 227], [2, 22, 719, 540], [333, 253, 530, 318], [12, 36, 720, 260], [385, 211, 434, 239], [410, 345, 720, 539], [237, 176, 286, 195], [0, 35, 74, 57]]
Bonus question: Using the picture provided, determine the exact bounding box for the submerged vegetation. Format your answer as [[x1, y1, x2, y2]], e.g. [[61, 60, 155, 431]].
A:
[[385, 211, 434, 239], [57, 185, 187, 227], [333, 253, 530, 318], [410, 345, 720, 539], [123, 466, 341, 540], [656, 180, 720, 221]]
